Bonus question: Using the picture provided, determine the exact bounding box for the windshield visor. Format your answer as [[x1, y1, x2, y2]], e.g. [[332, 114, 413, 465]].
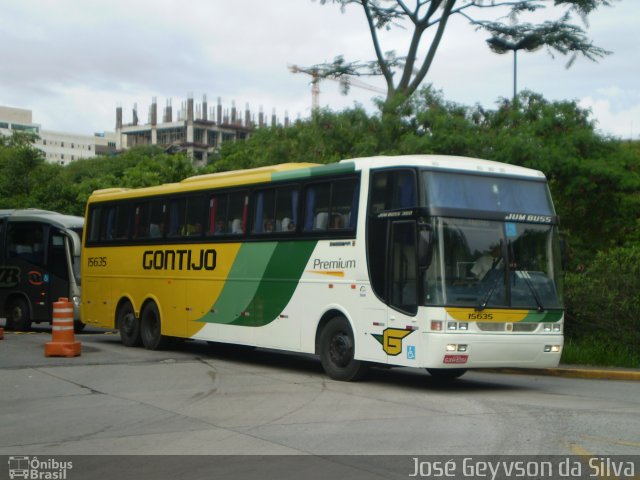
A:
[[425, 218, 563, 310]]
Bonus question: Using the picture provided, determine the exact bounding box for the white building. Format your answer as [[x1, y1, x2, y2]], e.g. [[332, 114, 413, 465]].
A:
[[0, 105, 116, 165]]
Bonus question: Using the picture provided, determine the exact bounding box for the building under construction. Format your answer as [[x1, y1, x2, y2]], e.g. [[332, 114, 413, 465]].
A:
[[116, 95, 288, 166]]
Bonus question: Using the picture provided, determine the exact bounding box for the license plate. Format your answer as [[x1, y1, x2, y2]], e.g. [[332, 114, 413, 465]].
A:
[[443, 354, 468, 364]]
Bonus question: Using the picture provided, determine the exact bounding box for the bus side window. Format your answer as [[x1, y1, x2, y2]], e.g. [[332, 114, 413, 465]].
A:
[[148, 200, 166, 238], [6, 223, 45, 266], [113, 204, 132, 240], [370, 170, 416, 213], [228, 191, 248, 234], [133, 202, 150, 239], [330, 179, 359, 230], [87, 207, 102, 243], [252, 189, 276, 234], [183, 195, 205, 237], [304, 183, 330, 231], [168, 198, 186, 238], [207, 194, 229, 236], [276, 186, 299, 233], [304, 179, 358, 232]]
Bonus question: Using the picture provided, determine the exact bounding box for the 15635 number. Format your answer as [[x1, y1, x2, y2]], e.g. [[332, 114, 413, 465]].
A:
[[87, 256, 107, 267]]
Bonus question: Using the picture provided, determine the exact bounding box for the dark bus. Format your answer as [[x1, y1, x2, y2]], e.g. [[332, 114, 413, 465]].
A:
[[0, 209, 83, 331]]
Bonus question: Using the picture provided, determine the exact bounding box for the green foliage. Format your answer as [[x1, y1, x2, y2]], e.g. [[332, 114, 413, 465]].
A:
[[564, 245, 640, 354], [205, 108, 386, 172], [0, 132, 48, 208], [562, 335, 640, 368], [0, 140, 194, 216]]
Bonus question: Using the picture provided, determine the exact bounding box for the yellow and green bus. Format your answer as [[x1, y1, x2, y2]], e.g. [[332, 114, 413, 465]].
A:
[[81, 155, 564, 380]]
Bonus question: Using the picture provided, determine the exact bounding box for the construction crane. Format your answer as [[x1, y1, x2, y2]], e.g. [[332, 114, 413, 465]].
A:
[[288, 64, 386, 110]]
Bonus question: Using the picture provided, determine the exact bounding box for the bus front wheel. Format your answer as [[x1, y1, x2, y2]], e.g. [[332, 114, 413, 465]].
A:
[[6, 297, 32, 331], [319, 316, 368, 381], [117, 301, 141, 347], [140, 302, 170, 350]]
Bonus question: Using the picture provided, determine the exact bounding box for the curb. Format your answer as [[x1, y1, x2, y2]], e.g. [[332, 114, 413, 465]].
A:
[[485, 367, 640, 381]]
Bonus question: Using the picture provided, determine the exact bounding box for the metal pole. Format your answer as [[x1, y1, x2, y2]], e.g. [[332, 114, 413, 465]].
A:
[[513, 49, 518, 102]]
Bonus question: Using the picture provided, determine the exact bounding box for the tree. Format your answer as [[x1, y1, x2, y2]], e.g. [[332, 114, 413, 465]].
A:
[[0, 132, 47, 208], [311, 0, 613, 113]]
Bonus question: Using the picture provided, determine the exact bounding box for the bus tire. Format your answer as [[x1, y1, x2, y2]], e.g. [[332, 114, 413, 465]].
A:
[[117, 301, 141, 347], [427, 368, 467, 380], [319, 315, 368, 381], [74, 321, 86, 333], [6, 297, 32, 331], [140, 302, 170, 350]]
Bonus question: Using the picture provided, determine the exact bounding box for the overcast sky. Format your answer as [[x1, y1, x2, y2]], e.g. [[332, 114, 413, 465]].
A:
[[1, 0, 637, 140]]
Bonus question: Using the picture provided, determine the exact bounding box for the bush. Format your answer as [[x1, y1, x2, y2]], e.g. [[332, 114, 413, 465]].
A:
[[564, 246, 640, 352]]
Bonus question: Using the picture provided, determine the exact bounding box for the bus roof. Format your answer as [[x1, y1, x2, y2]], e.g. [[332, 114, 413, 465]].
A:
[[87, 155, 547, 203], [342, 155, 547, 180], [0, 209, 84, 229]]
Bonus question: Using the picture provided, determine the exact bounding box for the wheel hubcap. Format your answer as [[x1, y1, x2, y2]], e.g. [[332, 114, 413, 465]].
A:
[[122, 312, 135, 334], [329, 332, 353, 368]]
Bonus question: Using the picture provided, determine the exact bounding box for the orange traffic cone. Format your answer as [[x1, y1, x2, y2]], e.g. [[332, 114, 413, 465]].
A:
[[45, 297, 81, 357]]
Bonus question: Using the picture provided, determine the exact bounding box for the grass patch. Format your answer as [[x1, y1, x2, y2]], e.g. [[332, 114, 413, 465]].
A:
[[562, 335, 640, 368]]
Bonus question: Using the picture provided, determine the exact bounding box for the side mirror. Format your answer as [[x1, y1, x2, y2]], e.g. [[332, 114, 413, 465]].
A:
[[418, 223, 433, 269], [559, 232, 569, 271]]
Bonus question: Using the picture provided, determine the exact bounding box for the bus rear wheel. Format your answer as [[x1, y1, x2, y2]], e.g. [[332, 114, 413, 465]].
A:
[[6, 297, 31, 331], [117, 301, 141, 347], [319, 315, 368, 381], [140, 302, 170, 350]]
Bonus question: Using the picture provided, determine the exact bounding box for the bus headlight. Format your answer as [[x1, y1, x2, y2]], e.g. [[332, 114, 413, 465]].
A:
[[544, 345, 561, 353], [446, 344, 468, 352], [72, 296, 81, 307]]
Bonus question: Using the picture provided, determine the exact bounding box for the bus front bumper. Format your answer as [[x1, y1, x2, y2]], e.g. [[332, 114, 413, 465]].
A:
[[414, 333, 564, 369]]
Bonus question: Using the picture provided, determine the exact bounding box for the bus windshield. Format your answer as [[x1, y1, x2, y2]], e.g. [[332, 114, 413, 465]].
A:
[[424, 217, 563, 310]]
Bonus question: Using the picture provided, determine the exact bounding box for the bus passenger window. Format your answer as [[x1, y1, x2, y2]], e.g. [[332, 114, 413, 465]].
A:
[[228, 191, 248, 235], [148, 200, 166, 238], [275, 186, 298, 233], [304, 179, 358, 232], [168, 198, 186, 237], [7, 224, 45, 266], [133, 203, 150, 239], [115, 206, 131, 240], [252, 189, 276, 234], [207, 195, 229, 236], [182, 196, 205, 237], [304, 183, 330, 231]]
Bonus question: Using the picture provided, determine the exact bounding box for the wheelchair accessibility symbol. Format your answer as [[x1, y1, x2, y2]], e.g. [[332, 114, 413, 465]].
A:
[[407, 345, 416, 360]]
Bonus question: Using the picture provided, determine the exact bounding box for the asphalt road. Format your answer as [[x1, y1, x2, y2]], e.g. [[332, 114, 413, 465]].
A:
[[1, 325, 639, 458]]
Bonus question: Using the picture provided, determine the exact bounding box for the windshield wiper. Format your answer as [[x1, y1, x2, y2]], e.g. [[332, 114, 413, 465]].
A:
[[476, 274, 502, 311], [516, 270, 545, 312]]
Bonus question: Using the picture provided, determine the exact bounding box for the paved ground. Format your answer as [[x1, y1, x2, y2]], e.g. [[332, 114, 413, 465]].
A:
[[2, 323, 640, 478]]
